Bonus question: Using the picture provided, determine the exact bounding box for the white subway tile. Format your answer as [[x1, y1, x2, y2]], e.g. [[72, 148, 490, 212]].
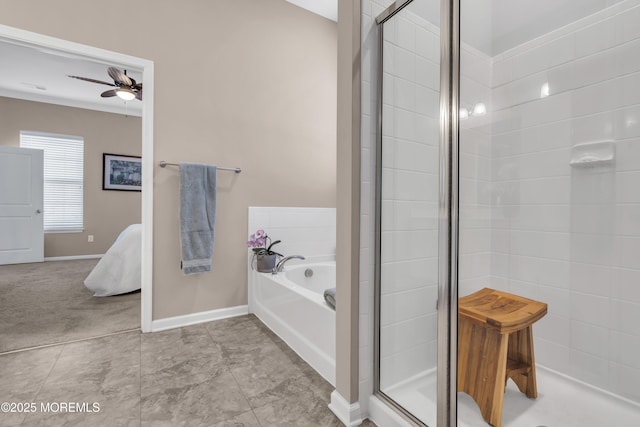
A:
[[541, 34, 575, 69], [570, 262, 612, 297], [570, 204, 616, 236], [415, 27, 438, 62], [575, 17, 617, 59], [614, 105, 640, 140], [492, 56, 513, 87], [379, 342, 433, 389], [382, 169, 438, 201], [618, 73, 640, 108], [572, 79, 621, 118], [380, 229, 438, 263], [459, 227, 491, 254], [571, 111, 615, 142], [535, 338, 570, 373], [615, 138, 640, 172], [381, 200, 437, 232], [394, 77, 416, 112], [616, 171, 640, 203], [616, 38, 640, 76], [610, 363, 640, 403], [611, 268, 640, 304], [521, 92, 573, 128], [536, 313, 570, 345], [393, 45, 416, 82], [380, 313, 436, 358], [415, 56, 439, 90], [611, 331, 640, 370], [491, 131, 522, 159], [415, 86, 439, 118], [571, 291, 610, 327], [570, 319, 610, 359], [614, 236, 640, 270], [381, 258, 438, 294], [414, 114, 439, 145], [458, 252, 490, 280], [382, 104, 395, 137], [610, 299, 640, 336], [394, 107, 416, 141], [547, 65, 577, 101], [618, 3, 640, 44], [519, 177, 571, 205], [536, 121, 573, 152], [380, 286, 437, 326], [537, 284, 570, 316], [511, 204, 571, 232], [568, 349, 609, 389], [569, 233, 615, 266], [571, 49, 618, 88], [395, 16, 415, 53]]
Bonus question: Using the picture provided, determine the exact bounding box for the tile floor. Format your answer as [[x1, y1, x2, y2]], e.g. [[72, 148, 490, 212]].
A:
[[0, 315, 375, 427]]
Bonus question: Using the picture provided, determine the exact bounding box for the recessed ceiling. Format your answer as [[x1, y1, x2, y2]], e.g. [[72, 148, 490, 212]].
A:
[[0, 40, 143, 116]]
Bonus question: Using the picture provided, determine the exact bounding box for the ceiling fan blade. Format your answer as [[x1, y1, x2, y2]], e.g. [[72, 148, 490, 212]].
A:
[[68, 75, 116, 86], [108, 67, 132, 86], [101, 89, 118, 98], [133, 82, 143, 90], [135, 88, 143, 100]]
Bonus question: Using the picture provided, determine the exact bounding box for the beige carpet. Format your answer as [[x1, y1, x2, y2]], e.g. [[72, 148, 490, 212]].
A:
[[0, 259, 139, 353]]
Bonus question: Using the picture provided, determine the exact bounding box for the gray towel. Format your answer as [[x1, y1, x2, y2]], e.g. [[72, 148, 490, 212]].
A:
[[179, 163, 217, 275], [324, 288, 336, 310]]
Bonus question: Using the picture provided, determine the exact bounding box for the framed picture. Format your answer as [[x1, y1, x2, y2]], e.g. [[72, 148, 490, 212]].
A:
[[103, 153, 142, 191]]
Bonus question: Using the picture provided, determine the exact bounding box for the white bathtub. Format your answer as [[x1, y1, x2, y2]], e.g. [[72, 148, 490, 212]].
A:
[[249, 261, 336, 386]]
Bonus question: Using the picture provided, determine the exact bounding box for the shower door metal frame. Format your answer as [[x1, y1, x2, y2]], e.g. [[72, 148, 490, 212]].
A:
[[373, 0, 459, 426]]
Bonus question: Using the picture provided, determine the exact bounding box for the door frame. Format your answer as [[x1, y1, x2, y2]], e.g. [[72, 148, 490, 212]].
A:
[[437, 1, 460, 426], [372, 0, 459, 426], [0, 24, 154, 333]]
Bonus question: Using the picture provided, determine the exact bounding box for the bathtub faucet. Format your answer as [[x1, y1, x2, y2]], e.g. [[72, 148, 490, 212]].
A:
[[272, 255, 305, 274]]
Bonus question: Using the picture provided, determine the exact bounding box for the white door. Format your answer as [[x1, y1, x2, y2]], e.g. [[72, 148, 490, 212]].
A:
[[0, 146, 44, 265]]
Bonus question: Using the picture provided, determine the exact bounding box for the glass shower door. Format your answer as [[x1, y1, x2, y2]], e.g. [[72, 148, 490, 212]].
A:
[[375, 1, 445, 425]]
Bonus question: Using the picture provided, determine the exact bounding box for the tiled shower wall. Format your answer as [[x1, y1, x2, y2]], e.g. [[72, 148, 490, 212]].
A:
[[362, 0, 640, 416], [488, 0, 640, 403], [247, 207, 336, 260], [378, 5, 441, 390], [360, 0, 492, 410]]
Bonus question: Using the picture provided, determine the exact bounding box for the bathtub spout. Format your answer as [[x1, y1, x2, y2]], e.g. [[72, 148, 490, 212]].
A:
[[272, 255, 305, 274]]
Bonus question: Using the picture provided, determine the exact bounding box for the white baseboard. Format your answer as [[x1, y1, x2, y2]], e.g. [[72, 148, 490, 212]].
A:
[[150, 305, 249, 332], [329, 390, 363, 427], [44, 254, 104, 261]]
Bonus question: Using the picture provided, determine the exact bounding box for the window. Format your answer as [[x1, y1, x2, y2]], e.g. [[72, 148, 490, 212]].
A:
[[20, 131, 84, 233]]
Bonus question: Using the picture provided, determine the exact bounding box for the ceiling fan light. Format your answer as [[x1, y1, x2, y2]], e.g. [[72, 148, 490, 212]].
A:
[[116, 87, 135, 101]]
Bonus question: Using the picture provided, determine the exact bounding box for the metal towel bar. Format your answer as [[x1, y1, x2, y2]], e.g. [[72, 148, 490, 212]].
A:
[[159, 160, 241, 173]]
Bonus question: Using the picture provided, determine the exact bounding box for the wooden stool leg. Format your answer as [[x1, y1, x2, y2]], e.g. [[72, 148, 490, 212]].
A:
[[507, 325, 537, 398], [458, 317, 509, 427]]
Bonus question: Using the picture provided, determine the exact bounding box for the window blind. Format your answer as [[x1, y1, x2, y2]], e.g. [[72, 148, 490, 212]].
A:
[[20, 131, 84, 233]]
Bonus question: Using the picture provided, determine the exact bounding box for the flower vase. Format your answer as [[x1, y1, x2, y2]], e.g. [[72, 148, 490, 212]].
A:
[[256, 254, 278, 273]]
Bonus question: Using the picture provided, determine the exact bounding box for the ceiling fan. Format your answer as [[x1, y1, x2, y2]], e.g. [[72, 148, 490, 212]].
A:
[[67, 66, 142, 101]]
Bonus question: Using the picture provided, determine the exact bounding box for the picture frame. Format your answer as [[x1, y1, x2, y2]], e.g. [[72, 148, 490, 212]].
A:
[[103, 153, 142, 191]]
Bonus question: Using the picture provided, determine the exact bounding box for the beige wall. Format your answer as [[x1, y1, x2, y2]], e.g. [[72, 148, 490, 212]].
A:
[[336, 0, 361, 403], [0, 0, 337, 319], [0, 97, 141, 257]]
